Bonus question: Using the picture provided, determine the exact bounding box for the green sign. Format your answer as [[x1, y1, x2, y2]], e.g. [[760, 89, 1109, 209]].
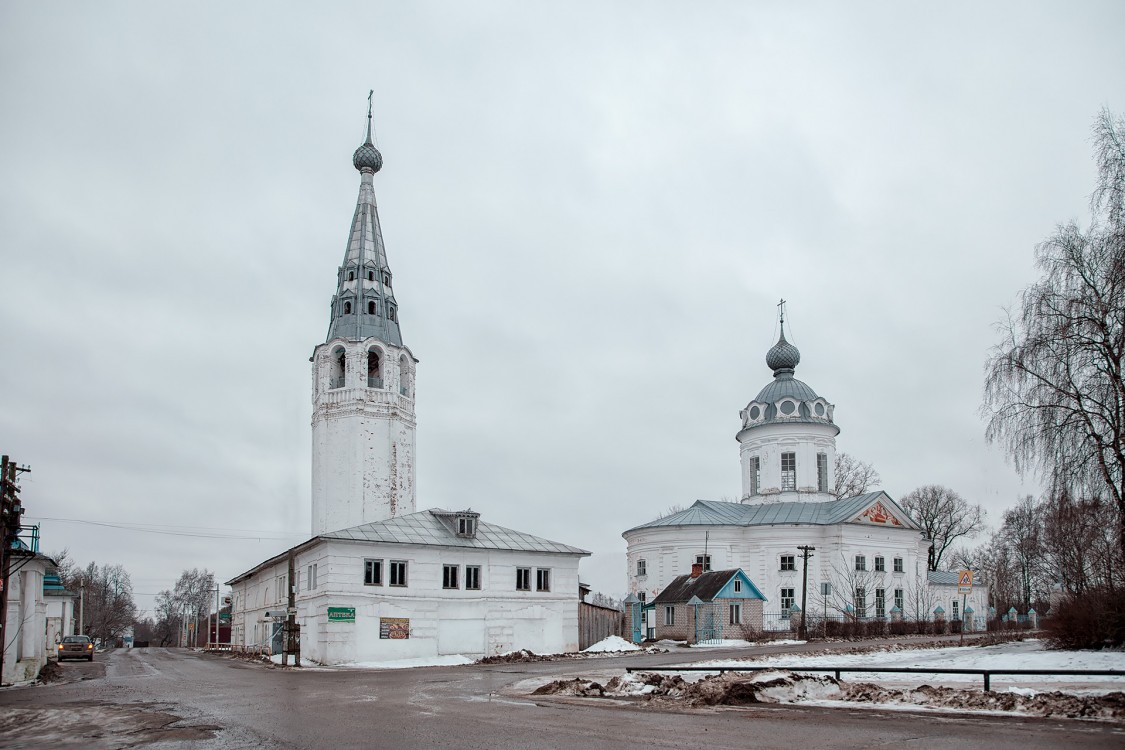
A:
[[327, 607, 356, 623]]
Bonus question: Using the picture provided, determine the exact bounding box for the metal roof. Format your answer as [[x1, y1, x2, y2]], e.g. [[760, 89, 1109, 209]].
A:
[[624, 492, 921, 534], [652, 569, 766, 604], [324, 509, 590, 555]]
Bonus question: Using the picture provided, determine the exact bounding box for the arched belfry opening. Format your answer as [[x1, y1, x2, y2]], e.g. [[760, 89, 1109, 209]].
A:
[[367, 348, 382, 389], [399, 353, 412, 397], [331, 347, 346, 389]]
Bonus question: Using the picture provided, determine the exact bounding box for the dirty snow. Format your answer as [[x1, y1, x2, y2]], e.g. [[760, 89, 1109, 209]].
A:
[[582, 635, 641, 653], [342, 655, 474, 670], [690, 638, 807, 649]]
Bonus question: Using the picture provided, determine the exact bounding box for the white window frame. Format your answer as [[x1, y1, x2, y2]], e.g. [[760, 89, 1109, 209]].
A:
[[780, 554, 796, 571], [442, 564, 459, 590], [664, 605, 675, 626], [780, 587, 795, 613], [516, 567, 531, 591], [781, 452, 797, 491], [729, 603, 742, 625], [855, 555, 867, 572], [637, 559, 647, 577], [465, 565, 481, 590], [364, 558, 383, 586], [389, 560, 407, 587], [536, 568, 551, 592]]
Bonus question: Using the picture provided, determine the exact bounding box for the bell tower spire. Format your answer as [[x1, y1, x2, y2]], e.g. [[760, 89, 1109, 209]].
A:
[[311, 96, 418, 536]]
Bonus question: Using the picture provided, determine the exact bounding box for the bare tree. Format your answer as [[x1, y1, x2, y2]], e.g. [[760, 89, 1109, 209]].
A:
[[900, 485, 986, 571], [656, 504, 686, 518], [77, 562, 137, 644], [833, 453, 881, 499], [983, 108, 1125, 556], [171, 569, 216, 646]]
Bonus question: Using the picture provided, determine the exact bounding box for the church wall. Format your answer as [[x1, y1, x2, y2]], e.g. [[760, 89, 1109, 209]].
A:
[[738, 422, 838, 502]]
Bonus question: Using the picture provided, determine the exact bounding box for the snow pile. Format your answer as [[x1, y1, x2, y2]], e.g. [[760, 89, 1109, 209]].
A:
[[582, 635, 641, 653], [344, 655, 473, 670], [690, 638, 807, 649]]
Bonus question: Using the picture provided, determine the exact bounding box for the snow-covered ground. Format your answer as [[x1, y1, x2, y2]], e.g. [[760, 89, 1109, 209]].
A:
[[689, 638, 807, 649], [583, 636, 641, 653]]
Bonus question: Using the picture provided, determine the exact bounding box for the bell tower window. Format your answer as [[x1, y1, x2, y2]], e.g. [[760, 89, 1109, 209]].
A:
[[399, 353, 412, 397], [330, 347, 346, 389], [368, 270, 375, 281], [367, 301, 376, 315], [348, 270, 355, 281], [817, 452, 828, 493], [387, 304, 396, 321], [343, 301, 352, 315], [367, 350, 382, 389]]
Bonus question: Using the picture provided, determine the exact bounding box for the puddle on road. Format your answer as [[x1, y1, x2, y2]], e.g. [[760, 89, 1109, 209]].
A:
[[0, 701, 219, 749]]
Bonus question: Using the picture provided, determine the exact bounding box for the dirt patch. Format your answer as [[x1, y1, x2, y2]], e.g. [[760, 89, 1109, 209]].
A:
[[0, 701, 220, 749], [839, 681, 1125, 720], [36, 661, 65, 684], [532, 678, 606, 697]]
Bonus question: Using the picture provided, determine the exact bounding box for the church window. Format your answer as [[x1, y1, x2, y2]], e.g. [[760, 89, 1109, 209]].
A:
[[814, 402, 825, 416], [695, 554, 712, 572], [874, 556, 885, 572], [399, 354, 413, 397], [894, 588, 904, 611], [383, 272, 391, 286], [779, 400, 796, 415], [855, 588, 867, 618], [364, 559, 382, 586], [348, 270, 355, 281], [748, 405, 760, 420], [780, 588, 795, 613], [330, 348, 346, 389], [855, 555, 866, 572], [367, 350, 382, 389], [781, 452, 796, 491], [536, 568, 551, 592], [389, 560, 407, 587], [952, 600, 960, 621], [368, 271, 375, 281], [368, 301, 376, 315], [749, 457, 760, 496], [443, 565, 459, 589], [387, 304, 396, 321], [875, 588, 886, 618], [729, 603, 742, 625], [343, 301, 352, 315], [664, 605, 675, 626], [637, 559, 647, 577], [780, 555, 795, 571], [465, 566, 481, 590], [893, 557, 904, 573], [817, 453, 828, 493], [516, 567, 531, 591]]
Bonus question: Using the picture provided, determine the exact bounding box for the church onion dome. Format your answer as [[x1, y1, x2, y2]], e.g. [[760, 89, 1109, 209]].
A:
[[765, 330, 800, 375], [353, 138, 383, 173]]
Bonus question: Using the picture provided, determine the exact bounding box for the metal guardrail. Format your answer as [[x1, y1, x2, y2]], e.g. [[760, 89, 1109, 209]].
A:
[[625, 665, 1125, 692]]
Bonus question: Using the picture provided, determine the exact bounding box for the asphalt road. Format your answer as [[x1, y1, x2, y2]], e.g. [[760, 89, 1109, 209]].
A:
[[1, 642, 1122, 749]]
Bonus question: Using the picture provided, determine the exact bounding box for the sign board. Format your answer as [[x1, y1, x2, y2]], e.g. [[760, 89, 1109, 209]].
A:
[[327, 607, 356, 623], [379, 617, 410, 639], [957, 570, 973, 594]]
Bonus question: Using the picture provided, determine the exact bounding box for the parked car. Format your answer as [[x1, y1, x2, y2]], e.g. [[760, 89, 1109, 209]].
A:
[[58, 635, 94, 661]]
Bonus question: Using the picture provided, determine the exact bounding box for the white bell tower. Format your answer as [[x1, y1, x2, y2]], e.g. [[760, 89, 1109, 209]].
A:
[[311, 98, 418, 535]]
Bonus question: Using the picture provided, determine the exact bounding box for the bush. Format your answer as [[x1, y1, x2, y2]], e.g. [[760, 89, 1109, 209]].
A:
[[1044, 587, 1125, 649]]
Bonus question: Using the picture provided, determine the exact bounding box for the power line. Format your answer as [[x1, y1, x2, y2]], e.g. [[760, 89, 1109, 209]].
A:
[[24, 516, 307, 541]]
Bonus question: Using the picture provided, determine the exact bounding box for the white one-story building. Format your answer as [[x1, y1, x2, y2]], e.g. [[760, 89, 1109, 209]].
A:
[[623, 314, 989, 632], [227, 106, 588, 663]]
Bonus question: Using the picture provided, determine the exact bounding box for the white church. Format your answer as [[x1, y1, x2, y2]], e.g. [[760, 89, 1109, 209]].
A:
[[227, 107, 588, 664], [622, 318, 989, 633]]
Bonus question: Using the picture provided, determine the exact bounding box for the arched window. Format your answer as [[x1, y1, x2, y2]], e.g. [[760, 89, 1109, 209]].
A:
[[347, 270, 355, 281], [387, 304, 396, 321], [367, 349, 382, 389], [330, 347, 346, 389], [367, 301, 376, 315], [368, 271, 375, 281], [343, 301, 352, 315], [383, 273, 391, 287], [399, 353, 412, 397]]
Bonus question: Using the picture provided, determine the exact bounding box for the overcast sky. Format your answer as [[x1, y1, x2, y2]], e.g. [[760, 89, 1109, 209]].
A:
[[2, 2, 1122, 618]]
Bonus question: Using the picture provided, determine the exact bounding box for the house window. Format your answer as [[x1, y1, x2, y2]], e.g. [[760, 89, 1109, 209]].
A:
[[465, 565, 481, 590], [749, 456, 760, 496], [817, 452, 828, 493], [443, 564, 459, 589], [780, 555, 795, 571], [855, 555, 867, 572], [536, 568, 551, 592], [306, 563, 317, 590], [664, 605, 675, 626], [875, 588, 886, 618], [894, 588, 904, 611], [734, 579, 742, 593], [695, 554, 712, 572], [637, 559, 647, 577], [389, 560, 407, 587], [952, 600, 960, 621], [781, 587, 795, 613], [781, 452, 796, 491], [457, 517, 476, 537], [516, 567, 531, 591], [893, 557, 904, 574], [875, 556, 885, 572], [729, 603, 742, 625], [364, 559, 382, 586], [855, 588, 867, 618]]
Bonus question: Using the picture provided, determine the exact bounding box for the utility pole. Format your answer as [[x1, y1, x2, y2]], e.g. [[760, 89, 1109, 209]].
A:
[[78, 580, 85, 635], [797, 545, 815, 640], [1, 455, 30, 682], [283, 549, 300, 667]]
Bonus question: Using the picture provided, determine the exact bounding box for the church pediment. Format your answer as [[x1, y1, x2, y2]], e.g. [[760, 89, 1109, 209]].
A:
[[849, 495, 914, 528]]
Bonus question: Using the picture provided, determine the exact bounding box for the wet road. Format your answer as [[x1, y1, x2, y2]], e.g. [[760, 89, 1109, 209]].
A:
[[1, 645, 1122, 749]]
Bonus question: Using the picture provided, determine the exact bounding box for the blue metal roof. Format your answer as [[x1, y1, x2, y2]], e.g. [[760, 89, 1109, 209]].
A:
[[624, 492, 920, 534]]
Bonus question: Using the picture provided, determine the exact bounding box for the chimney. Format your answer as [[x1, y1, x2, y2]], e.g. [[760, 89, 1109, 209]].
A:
[[691, 562, 703, 578]]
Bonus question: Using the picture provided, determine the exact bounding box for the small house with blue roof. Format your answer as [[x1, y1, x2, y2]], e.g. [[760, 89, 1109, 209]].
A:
[[651, 566, 766, 643]]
